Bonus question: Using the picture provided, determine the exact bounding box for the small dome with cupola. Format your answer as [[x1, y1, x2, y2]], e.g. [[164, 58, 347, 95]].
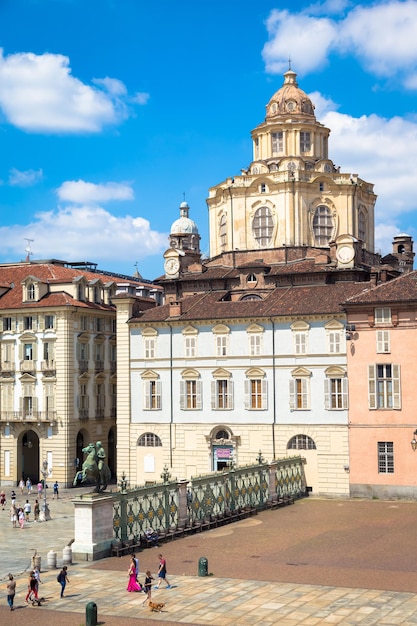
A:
[[266, 69, 315, 119], [170, 201, 199, 235]]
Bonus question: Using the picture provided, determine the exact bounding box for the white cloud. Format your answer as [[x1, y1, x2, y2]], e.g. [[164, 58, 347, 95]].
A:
[[262, 1, 417, 88], [0, 49, 146, 133], [310, 98, 417, 251], [263, 10, 336, 75], [132, 92, 150, 105], [56, 180, 134, 204], [9, 168, 43, 187], [0, 206, 167, 264]]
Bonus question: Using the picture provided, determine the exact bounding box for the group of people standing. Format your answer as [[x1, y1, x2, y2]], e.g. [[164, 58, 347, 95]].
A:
[[3, 478, 59, 528], [126, 552, 171, 605]]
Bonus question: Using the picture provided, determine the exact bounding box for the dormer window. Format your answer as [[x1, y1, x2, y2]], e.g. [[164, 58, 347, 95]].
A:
[[260, 183, 267, 193], [247, 273, 257, 283], [27, 283, 35, 301]]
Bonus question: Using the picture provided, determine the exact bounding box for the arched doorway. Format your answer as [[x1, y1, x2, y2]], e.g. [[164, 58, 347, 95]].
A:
[[18, 430, 40, 485], [108, 426, 116, 480]]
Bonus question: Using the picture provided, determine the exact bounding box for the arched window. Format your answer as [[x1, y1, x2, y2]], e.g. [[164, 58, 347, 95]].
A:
[[138, 433, 162, 447], [252, 206, 273, 247], [312, 205, 334, 245], [287, 434, 316, 450], [240, 294, 262, 301], [219, 214, 227, 250], [215, 429, 230, 440]]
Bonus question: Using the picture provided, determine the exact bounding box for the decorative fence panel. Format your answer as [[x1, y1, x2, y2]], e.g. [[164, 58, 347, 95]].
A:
[[113, 456, 306, 541]]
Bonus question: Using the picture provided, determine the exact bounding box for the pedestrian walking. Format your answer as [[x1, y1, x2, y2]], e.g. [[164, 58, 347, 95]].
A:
[[24, 499, 31, 522], [154, 553, 171, 589], [53, 481, 59, 499], [19, 479, 25, 494], [6, 574, 16, 611], [37, 481, 43, 497], [18, 507, 25, 529], [9, 503, 17, 528], [26, 477, 32, 495], [132, 553, 139, 581], [33, 565, 42, 595], [57, 565, 69, 597], [10, 490, 16, 506], [0, 491, 6, 510], [127, 556, 142, 592], [25, 571, 38, 603], [34, 499, 40, 522], [142, 570, 154, 606]]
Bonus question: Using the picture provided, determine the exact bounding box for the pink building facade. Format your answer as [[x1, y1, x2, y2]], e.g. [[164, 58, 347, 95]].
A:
[[344, 271, 417, 498]]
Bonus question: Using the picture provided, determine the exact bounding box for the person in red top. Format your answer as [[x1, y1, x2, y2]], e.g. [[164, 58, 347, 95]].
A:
[[154, 553, 171, 590]]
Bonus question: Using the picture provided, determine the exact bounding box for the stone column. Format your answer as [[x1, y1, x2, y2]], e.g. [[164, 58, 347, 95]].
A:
[[177, 480, 189, 526], [71, 493, 114, 561], [267, 461, 278, 501]]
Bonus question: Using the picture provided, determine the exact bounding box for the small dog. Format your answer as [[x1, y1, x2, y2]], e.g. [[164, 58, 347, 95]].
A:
[[149, 600, 165, 612]]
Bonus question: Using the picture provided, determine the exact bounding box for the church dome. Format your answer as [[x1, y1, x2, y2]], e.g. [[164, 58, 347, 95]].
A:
[[170, 201, 199, 235], [266, 70, 315, 119]]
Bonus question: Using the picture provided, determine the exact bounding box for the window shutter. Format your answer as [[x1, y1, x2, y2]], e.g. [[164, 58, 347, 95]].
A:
[[289, 379, 295, 410], [144, 381, 150, 410], [39, 316, 45, 330], [341, 377, 348, 409], [368, 365, 377, 409], [324, 378, 330, 410], [392, 364, 401, 409], [180, 381, 185, 409], [301, 378, 308, 409], [156, 380, 162, 409], [196, 380, 202, 410], [261, 379, 268, 410], [32, 397, 38, 411], [211, 381, 216, 409], [376, 330, 390, 353], [19, 343, 23, 361], [244, 380, 250, 409], [228, 380, 234, 409]]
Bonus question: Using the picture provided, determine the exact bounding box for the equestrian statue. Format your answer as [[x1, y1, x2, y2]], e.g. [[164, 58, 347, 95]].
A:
[[73, 441, 111, 492]]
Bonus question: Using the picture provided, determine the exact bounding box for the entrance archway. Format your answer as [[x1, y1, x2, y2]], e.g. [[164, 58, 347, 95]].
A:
[[18, 430, 40, 485]]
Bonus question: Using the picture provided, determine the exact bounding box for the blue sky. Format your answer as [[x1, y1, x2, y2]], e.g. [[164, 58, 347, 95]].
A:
[[0, 0, 417, 279]]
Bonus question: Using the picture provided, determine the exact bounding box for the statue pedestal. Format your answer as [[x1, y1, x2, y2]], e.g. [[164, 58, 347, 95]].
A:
[[71, 493, 114, 561]]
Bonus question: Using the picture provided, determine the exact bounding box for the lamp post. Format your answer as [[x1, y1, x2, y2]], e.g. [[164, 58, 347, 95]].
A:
[[39, 460, 51, 521]]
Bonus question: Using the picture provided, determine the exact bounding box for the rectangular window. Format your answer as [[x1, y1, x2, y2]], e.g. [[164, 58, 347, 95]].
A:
[[375, 307, 391, 324], [378, 441, 394, 473], [180, 380, 202, 410], [216, 335, 228, 357], [24, 316, 33, 330], [45, 315, 54, 329], [300, 131, 311, 152], [254, 137, 259, 159], [376, 330, 390, 353], [96, 318, 103, 332], [244, 379, 268, 410], [328, 331, 341, 354], [24, 343, 33, 360], [3, 317, 12, 331], [249, 334, 262, 356], [211, 379, 234, 410], [144, 380, 162, 410], [80, 316, 88, 331], [144, 337, 156, 359], [368, 364, 401, 409], [324, 378, 348, 409], [294, 332, 307, 355], [271, 131, 283, 155], [185, 336, 196, 358], [289, 378, 309, 410]]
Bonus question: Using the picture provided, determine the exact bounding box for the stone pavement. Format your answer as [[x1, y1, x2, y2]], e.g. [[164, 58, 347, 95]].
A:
[[2, 490, 417, 624]]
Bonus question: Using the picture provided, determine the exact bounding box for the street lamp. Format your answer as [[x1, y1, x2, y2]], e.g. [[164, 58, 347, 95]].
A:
[[411, 429, 417, 451], [39, 460, 51, 521]]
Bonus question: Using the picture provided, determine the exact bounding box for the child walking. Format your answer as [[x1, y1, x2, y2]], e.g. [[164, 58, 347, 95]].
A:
[[142, 570, 154, 606]]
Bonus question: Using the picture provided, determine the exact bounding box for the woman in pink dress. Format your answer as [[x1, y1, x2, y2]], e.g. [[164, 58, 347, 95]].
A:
[[126, 556, 142, 592]]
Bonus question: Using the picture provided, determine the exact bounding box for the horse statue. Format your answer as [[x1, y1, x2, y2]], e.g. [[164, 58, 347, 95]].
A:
[[73, 442, 111, 492]]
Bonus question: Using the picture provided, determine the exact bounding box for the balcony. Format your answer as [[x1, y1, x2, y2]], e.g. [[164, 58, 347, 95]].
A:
[[0, 361, 15, 375], [110, 360, 116, 374], [20, 360, 36, 372], [94, 360, 104, 372], [0, 411, 57, 423], [78, 360, 89, 373], [95, 408, 105, 420], [41, 359, 56, 374], [110, 407, 117, 419], [79, 409, 89, 420]]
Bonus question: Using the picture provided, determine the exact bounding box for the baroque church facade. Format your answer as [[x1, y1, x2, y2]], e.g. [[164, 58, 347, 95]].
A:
[[115, 70, 413, 495]]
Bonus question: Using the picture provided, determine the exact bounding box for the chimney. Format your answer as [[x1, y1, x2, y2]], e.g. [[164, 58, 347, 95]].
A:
[[169, 301, 182, 318]]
